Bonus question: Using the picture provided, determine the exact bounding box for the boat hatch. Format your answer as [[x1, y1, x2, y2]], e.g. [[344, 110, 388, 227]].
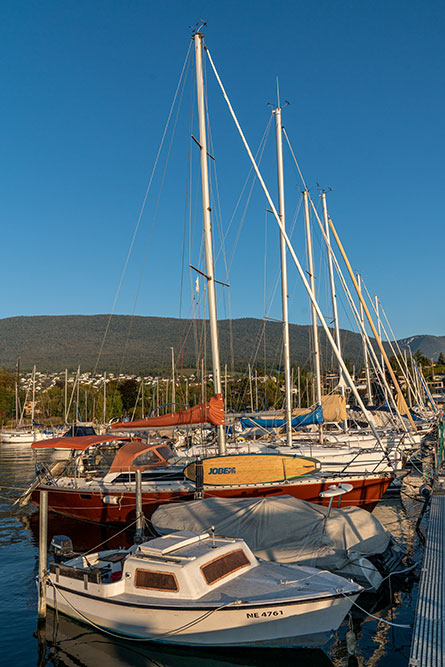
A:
[[138, 531, 211, 556]]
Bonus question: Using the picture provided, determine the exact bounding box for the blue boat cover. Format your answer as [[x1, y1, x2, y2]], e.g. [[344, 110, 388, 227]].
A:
[[241, 405, 324, 430]]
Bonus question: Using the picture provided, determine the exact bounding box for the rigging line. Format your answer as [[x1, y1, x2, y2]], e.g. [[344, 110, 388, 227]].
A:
[[92, 41, 192, 376], [305, 194, 410, 436], [282, 127, 307, 190], [205, 45, 394, 453], [365, 284, 418, 396], [217, 115, 273, 258], [360, 277, 417, 406], [227, 118, 273, 272], [264, 197, 302, 320], [203, 64, 236, 373], [118, 52, 191, 376]]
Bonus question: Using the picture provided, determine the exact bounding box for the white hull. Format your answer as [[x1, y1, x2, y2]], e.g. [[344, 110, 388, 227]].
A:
[[0, 430, 54, 444], [181, 440, 408, 474], [46, 583, 357, 647]]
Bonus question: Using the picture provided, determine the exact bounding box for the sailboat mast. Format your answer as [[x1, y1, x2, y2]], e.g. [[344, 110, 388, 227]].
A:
[[15, 358, 20, 427], [273, 105, 292, 446], [357, 273, 373, 405], [170, 347, 176, 409], [193, 32, 226, 455], [31, 365, 36, 425], [303, 190, 322, 415], [320, 191, 347, 428]]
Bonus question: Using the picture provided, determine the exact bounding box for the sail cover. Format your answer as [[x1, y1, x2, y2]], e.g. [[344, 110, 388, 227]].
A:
[[240, 404, 323, 430], [110, 393, 225, 430]]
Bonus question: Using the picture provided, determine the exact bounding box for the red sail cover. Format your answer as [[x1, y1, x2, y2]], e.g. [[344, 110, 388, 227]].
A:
[[110, 393, 225, 429]]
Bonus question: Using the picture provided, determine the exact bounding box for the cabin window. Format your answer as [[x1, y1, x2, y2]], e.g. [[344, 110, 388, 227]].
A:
[[156, 446, 175, 461], [201, 549, 250, 585], [135, 569, 178, 591], [132, 450, 159, 467]]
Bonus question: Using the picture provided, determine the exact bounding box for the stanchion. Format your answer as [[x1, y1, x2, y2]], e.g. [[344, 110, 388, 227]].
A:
[[36, 490, 48, 665], [38, 490, 48, 621]]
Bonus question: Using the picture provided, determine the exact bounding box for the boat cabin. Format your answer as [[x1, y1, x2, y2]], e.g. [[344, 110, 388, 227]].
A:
[[49, 531, 258, 600], [125, 532, 257, 599], [32, 435, 179, 480]]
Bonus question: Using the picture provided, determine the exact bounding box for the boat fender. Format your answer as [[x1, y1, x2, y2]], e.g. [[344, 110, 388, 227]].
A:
[[346, 628, 357, 656], [102, 495, 120, 505]]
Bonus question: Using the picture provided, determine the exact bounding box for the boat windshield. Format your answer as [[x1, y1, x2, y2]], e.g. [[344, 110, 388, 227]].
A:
[[69, 442, 126, 476]]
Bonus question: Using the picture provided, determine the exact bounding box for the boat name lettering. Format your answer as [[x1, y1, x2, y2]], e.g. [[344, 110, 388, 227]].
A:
[[246, 610, 284, 619], [208, 467, 236, 475]]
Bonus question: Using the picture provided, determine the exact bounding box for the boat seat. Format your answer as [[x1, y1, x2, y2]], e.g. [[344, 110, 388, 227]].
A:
[[100, 552, 127, 563], [49, 562, 104, 584]]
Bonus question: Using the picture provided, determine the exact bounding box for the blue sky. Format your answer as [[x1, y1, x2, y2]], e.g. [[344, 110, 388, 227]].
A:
[[0, 0, 443, 339]]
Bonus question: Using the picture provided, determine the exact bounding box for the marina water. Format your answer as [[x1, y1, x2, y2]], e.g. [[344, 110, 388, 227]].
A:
[[0, 443, 423, 666]]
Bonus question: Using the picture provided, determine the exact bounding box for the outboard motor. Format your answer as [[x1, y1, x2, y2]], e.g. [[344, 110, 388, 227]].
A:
[[50, 535, 74, 562]]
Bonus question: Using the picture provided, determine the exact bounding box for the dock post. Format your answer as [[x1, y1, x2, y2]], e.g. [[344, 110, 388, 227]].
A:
[[38, 490, 48, 622], [135, 469, 144, 543]]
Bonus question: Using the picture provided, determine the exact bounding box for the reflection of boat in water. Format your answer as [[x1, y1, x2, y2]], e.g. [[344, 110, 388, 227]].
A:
[[46, 530, 361, 647], [44, 608, 334, 667]]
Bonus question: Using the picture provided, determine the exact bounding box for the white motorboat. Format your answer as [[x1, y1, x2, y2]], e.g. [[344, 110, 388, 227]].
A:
[[46, 530, 362, 647]]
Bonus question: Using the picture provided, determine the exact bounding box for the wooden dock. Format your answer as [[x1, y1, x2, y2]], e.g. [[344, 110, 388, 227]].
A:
[[409, 492, 445, 666]]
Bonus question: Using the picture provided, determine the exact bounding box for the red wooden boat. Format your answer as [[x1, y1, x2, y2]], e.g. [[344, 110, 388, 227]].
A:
[[27, 434, 394, 524]]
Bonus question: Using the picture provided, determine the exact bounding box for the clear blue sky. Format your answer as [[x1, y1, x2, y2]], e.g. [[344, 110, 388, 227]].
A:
[[0, 0, 443, 339]]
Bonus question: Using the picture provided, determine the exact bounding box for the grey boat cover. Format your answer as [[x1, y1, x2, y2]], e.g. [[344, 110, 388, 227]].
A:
[[152, 495, 390, 572]]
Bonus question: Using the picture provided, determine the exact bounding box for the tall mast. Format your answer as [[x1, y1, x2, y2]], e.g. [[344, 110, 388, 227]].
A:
[[193, 32, 226, 454], [170, 347, 176, 409], [64, 369, 68, 423], [15, 358, 20, 427], [321, 191, 347, 429], [357, 273, 373, 405], [31, 365, 36, 425], [303, 190, 323, 433], [103, 371, 106, 425], [273, 104, 292, 446]]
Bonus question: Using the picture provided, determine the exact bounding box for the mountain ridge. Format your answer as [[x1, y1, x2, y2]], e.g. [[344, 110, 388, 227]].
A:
[[0, 315, 441, 373]]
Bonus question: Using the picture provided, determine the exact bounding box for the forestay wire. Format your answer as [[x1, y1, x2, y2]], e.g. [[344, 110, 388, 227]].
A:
[[93, 41, 193, 376]]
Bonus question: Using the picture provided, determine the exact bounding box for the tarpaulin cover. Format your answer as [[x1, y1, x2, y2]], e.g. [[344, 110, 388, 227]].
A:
[[320, 395, 347, 422], [152, 495, 390, 572], [240, 404, 323, 430], [111, 393, 225, 430], [31, 434, 133, 450]]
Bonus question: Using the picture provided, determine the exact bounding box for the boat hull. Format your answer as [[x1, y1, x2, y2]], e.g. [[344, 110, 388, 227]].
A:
[[31, 472, 393, 523], [46, 581, 358, 647]]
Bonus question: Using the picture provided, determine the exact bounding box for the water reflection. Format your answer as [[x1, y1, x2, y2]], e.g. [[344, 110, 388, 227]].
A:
[[43, 610, 334, 667]]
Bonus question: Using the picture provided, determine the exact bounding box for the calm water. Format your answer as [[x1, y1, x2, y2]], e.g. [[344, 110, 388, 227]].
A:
[[0, 444, 424, 667]]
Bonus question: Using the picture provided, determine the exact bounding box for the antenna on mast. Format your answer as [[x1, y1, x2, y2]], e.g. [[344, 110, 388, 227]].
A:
[[191, 19, 207, 36]]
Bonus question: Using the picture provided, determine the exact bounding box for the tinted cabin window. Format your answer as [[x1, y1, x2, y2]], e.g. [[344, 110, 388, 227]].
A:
[[156, 446, 175, 461], [135, 569, 178, 591], [201, 549, 250, 585], [132, 450, 159, 467]]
